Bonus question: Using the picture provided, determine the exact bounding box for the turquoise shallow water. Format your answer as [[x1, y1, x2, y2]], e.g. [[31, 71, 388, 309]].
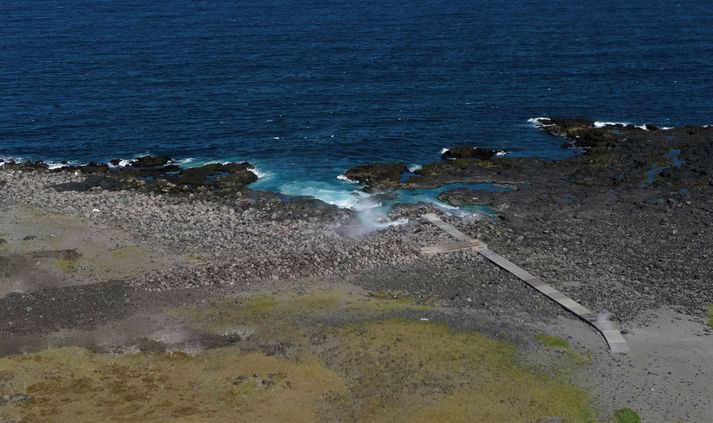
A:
[[1, 0, 712, 207]]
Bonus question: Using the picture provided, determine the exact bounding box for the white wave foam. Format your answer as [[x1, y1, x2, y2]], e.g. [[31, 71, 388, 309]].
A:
[[352, 192, 383, 211], [532, 117, 674, 131], [527, 117, 552, 128], [0, 156, 22, 166], [0, 158, 78, 169], [249, 165, 269, 179], [440, 148, 449, 155], [329, 192, 365, 209], [278, 181, 368, 209], [337, 174, 358, 183], [594, 121, 630, 128], [598, 121, 669, 131], [495, 151, 508, 157], [46, 161, 72, 170], [107, 159, 135, 168], [407, 164, 422, 172]]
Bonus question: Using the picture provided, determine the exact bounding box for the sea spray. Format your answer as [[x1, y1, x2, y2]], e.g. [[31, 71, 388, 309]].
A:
[[338, 194, 409, 237], [596, 310, 612, 327]]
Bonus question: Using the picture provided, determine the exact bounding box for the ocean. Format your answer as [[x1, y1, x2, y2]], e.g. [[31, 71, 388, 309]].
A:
[[2, 0, 712, 207]]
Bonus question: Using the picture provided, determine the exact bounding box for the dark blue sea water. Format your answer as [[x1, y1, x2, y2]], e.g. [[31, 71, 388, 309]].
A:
[[2, 0, 712, 207]]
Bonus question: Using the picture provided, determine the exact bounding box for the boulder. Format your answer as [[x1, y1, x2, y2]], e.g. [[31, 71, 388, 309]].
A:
[[536, 118, 594, 137], [441, 146, 498, 161], [535, 118, 616, 149], [131, 155, 172, 168], [4, 160, 49, 172], [343, 163, 408, 187], [79, 162, 110, 174], [178, 162, 258, 187]]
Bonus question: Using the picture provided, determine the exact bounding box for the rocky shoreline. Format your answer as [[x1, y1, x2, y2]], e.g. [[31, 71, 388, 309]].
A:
[[2, 119, 713, 321], [340, 119, 713, 320], [2, 119, 713, 422]]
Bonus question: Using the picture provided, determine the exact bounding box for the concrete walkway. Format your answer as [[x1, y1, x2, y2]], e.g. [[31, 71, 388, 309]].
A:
[[422, 213, 629, 353]]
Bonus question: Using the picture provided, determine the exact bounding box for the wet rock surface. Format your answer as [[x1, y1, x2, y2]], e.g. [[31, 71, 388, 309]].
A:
[[343, 162, 408, 188], [441, 146, 498, 161], [130, 155, 172, 168], [1, 155, 259, 194]]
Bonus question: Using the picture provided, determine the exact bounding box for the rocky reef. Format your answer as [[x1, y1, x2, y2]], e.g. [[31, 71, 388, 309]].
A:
[[343, 162, 408, 188], [441, 146, 499, 161], [344, 119, 713, 197], [344, 146, 518, 190], [0, 156, 259, 194]]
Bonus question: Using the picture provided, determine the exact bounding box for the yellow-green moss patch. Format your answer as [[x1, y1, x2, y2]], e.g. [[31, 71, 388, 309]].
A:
[[614, 408, 641, 423], [536, 333, 570, 349], [0, 347, 345, 423], [536, 333, 590, 364], [707, 305, 713, 329], [54, 258, 77, 272], [324, 319, 597, 423], [1, 289, 598, 422], [169, 288, 433, 339]]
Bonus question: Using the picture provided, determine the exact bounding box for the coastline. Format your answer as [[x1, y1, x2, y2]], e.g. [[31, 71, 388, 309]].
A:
[[1, 119, 712, 421]]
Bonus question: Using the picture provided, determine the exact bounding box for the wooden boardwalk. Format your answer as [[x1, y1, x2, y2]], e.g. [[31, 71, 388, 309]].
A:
[[422, 213, 629, 353]]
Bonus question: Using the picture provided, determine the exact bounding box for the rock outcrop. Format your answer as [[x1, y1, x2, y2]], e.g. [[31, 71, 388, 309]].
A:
[[344, 163, 408, 188], [441, 146, 498, 161]]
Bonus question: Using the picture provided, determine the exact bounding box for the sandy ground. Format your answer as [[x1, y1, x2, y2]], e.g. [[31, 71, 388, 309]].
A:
[[539, 308, 713, 422], [0, 205, 183, 297]]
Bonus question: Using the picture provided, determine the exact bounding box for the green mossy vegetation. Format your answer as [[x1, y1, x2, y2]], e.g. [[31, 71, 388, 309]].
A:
[[536, 333, 570, 349], [707, 305, 713, 329], [536, 333, 590, 364], [0, 289, 599, 422], [0, 347, 344, 423], [613, 408, 641, 423], [54, 258, 77, 272], [324, 319, 597, 423]]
